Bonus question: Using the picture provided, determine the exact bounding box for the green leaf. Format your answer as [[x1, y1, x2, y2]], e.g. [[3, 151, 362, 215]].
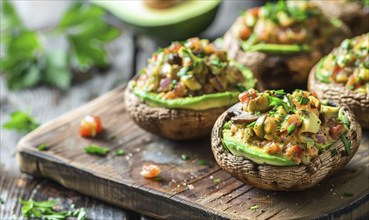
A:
[[213, 178, 221, 184], [250, 205, 258, 210], [44, 50, 71, 90], [341, 135, 351, 156], [59, 3, 104, 28], [114, 149, 125, 156], [287, 123, 296, 136], [3, 110, 40, 133], [84, 145, 109, 156], [37, 143, 47, 151], [247, 121, 256, 128]]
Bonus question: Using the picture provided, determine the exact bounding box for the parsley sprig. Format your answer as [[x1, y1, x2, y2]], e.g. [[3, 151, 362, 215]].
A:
[[20, 198, 87, 220], [3, 110, 40, 133], [1, 1, 120, 90]]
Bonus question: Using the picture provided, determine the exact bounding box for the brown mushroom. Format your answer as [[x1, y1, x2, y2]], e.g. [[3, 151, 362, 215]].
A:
[[211, 102, 362, 191], [312, 0, 369, 36], [308, 66, 369, 129], [223, 4, 350, 90], [124, 87, 228, 140]]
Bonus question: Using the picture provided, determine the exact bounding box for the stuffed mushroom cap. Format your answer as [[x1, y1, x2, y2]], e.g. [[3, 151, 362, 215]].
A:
[[125, 38, 256, 140], [312, 0, 369, 36], [211, 89, 362, 191], [308, 33, 369, 129], [223, 0, 350, 90]]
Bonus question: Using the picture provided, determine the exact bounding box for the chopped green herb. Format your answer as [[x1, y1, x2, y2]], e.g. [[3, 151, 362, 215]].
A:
[[154, 177, 162, 181], [247, 121, 257, 128], [181, 154, 190, 161], [84, 145, 109, 156], [298, 96, 309, 105], [19, 198, 87, 220], [287, 123, 296, 136], [198, 159, 208, 166], [37, 143, 47, 151], [250, 205, 258, 211], [267, 95, 290, 112], [330, 148, 338, 156], [275, 89, 285, 95], [107, 134, 116, 140], [3, 110, 40, 133], [341, 135, 351, 156], [213, 178, 221, 184], [114, 149, 125, 156], [343, 192, 354, 197]]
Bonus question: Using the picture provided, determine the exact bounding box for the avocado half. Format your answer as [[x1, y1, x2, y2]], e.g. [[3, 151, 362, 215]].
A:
[[312, 0, 369, 36], [92, 0, 221, 41], [308, 66, 369, 129], [222, 16, 350, 90], [211, 102, 362, 191]]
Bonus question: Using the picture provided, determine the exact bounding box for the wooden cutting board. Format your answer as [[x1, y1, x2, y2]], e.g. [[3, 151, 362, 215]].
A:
[[16, 86, 369, 220]]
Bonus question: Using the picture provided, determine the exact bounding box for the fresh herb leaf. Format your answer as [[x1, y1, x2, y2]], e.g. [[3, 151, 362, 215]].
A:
[[198, 159, 208, 166], [107, 134, 116, 140], [181, 154, 189, 161], [37, 144, 47, 151], [297, 96, 309, 105], [330, 148, 338, 156], [287, 123, 296, 136], [3, 110, 40, 133], [250, 205, 258, 211], [247, 121, 257, 128], [343, 192, 354, 197], [267, 95, 290, 112], [84, 145, 109, 156], [114, 149, 125, 156], [1, 1, 120, 90], [154, 177, 162, 181], [213, 178, 221, 184], [19, 198, 87, 220], [341, 135, 351, 156]]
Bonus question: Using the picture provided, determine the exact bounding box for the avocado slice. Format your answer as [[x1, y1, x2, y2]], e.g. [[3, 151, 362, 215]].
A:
[[241, 42, 311, 54], [92, 0, 221, 41], [133, 87, 239, 110], [222, 135, 297, 166]]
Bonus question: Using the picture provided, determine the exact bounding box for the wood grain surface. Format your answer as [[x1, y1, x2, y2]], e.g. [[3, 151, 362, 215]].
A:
[[16, 85, 369, 220]]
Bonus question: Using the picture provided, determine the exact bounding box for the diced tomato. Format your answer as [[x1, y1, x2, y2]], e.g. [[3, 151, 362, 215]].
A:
[[331, 66, 342, 81], [292, 145, 301, 158], [287, 115, 302, 128], [80, 115, 103, 137], [163, 91, 176, 99], [248, 7, 259, 17], [238, 25, 251, 40], [330, 123, 345, 139], [140, 164, 161, 178], [238, 89, 257, 103]]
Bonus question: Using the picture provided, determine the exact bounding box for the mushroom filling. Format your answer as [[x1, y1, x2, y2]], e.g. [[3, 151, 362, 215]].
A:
[[232, 1, 343, 53], [315, 33, 369, 93], [129, 37, 255, 110], [222, 89, 350, 166]]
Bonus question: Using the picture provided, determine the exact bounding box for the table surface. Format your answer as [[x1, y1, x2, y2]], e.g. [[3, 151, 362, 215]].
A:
[[0, 1, 266, 219]]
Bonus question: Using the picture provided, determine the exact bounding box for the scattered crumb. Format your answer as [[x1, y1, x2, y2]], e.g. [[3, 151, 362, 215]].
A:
[[187, 184, 194, 190], [209, 175, 214, 179]]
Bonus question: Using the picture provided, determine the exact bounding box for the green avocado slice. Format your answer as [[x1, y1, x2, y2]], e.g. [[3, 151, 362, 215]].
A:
[[133, 88, 239, 110], [242, 42, 311, 54], [222, 135, 297, 166], [132, 62, 255, 110]]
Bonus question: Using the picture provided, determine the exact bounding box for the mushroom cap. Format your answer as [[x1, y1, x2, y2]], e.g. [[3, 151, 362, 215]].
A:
[[312, 0, 369, 36], [222, 22, 350, 90], [308, 66, 369, 129], [124, 87, 229, 140], [211, 102, 362, 191]]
